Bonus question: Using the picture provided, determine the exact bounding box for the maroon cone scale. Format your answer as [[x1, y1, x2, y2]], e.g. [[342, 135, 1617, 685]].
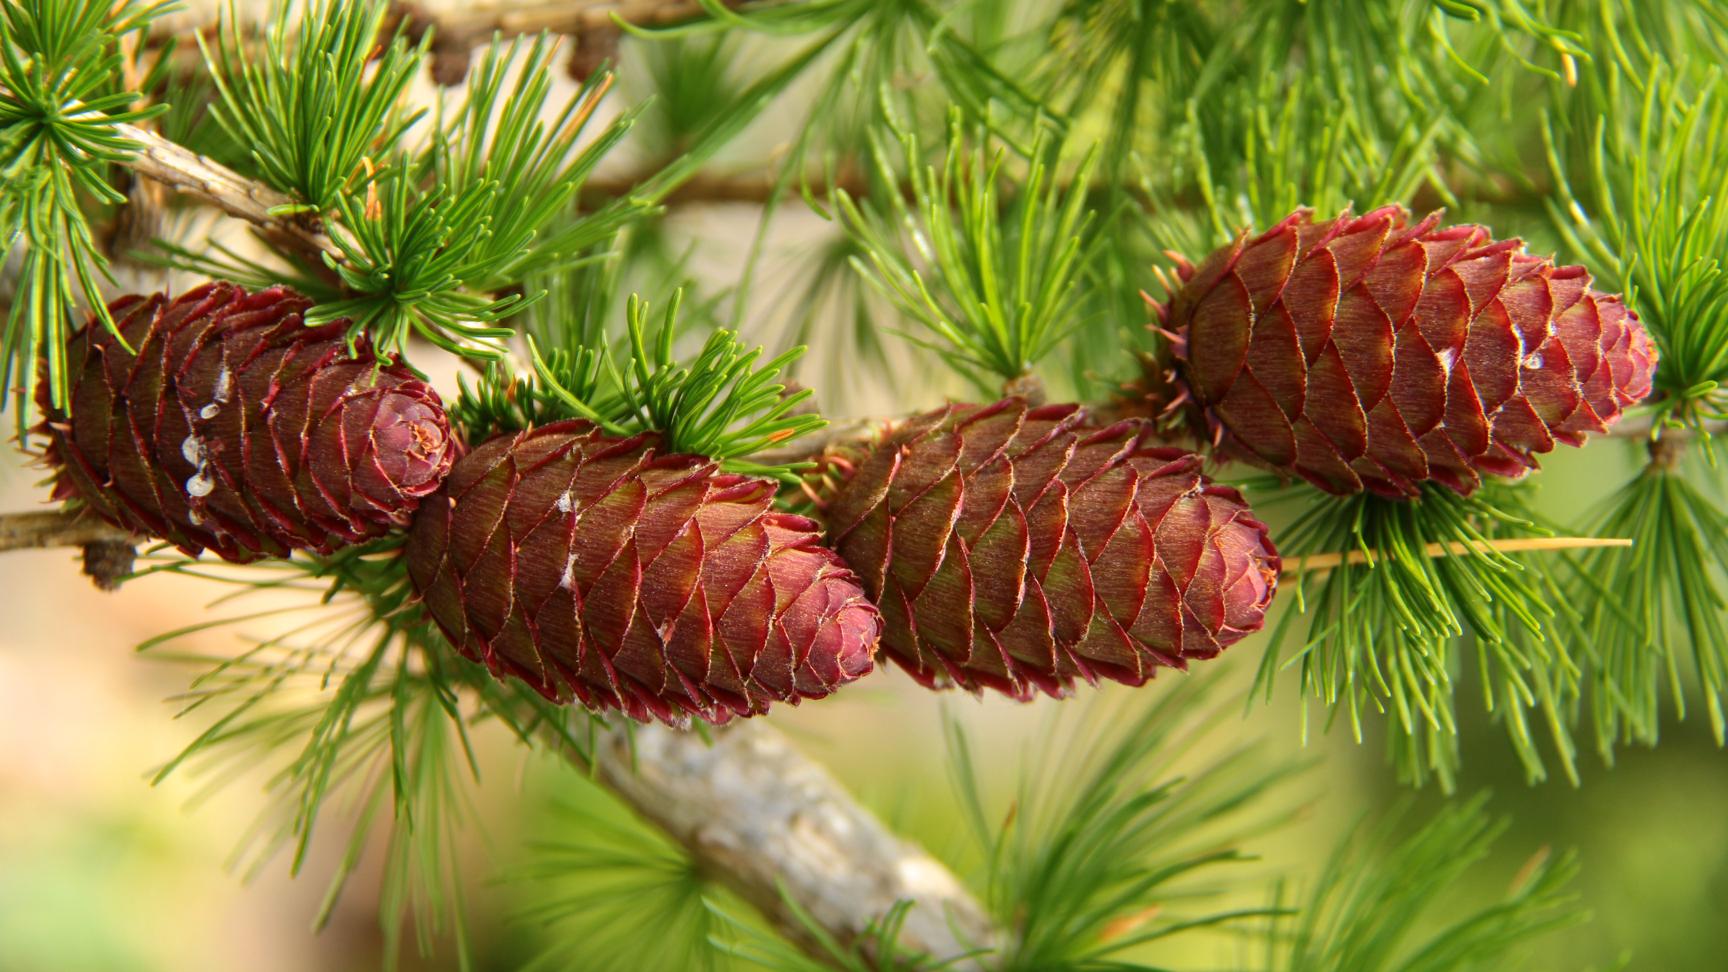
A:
[[39, 283, 453, 562], [1153, 206, 1658, 498], [405, 420, 881, 724], [824, 398, 1279, 700]]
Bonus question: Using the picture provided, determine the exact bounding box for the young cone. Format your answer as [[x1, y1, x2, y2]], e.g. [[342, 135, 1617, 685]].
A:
[[405, 420, 880, 724], [38, 283, 454, 562], [1150, 206, 1658, 497], [824, 398, 1279, 699]]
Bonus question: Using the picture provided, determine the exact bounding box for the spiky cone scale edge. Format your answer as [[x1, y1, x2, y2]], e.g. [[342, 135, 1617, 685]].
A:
[[1149, 206, 1658, 498], [37, 283, 455, 562], [405, 420, 881, 725], [824, 398, 1280, 700]]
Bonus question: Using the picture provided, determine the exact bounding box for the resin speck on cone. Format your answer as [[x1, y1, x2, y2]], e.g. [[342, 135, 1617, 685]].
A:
[[38, 283, 454, 562], [824, 398, 1279, 699], [406, 420, 881, 724], [1152, 206, 1658, 497]]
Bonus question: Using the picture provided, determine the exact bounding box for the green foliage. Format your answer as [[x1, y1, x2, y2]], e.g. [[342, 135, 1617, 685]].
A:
[[308, 35, 644, 361], [1256, 483, 1595, 790], [659, 0, 1050, 140], [1543, 7, 1728, 756], [515, 772, 733, 972], [454, 289, 824, 478], [602, 293, 825, 466], [842, 109, 1100, 389], [948, 684, 1298, 971], [708, 896, 950, 972], [0, 0, 169, 417], [627, 0, 1052, 328], [200, 0, 425, 214], [1546, 58, 1728, 438], [625, 34, 745, 161], [311, 161, 528, 359], [147, 46, 246, 173], [423, 33, 647, 288], [1579, 462, 1728, 750], [135, 543, 598, 968], [1273, 795, 1583, 972]]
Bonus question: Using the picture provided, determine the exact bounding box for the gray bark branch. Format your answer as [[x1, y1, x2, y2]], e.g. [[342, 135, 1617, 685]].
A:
[[588, 721, 998, 966]]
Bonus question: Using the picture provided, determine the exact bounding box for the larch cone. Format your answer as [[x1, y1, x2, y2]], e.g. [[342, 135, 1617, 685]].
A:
[[824, 398, 1279, 700], [1154, 206, 1657, 497], [38, 283, 454, 562], [405, 420, 880, 725]]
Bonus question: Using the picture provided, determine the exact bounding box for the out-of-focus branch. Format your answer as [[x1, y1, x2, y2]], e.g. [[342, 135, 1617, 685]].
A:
[[397, 0, 728, 83], [580, 168, 879, 208], [579, 720, 999, 967]]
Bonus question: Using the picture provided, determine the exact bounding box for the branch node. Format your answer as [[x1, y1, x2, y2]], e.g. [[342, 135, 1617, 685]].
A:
[[81, 539, 137, 591]]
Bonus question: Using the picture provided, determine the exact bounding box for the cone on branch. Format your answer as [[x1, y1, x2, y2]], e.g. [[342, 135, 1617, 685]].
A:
[[1142, 206, 1658, 498], [405, 420, 880, 725], [38, 283, 454, 563], [823, 398, 1280, 700]]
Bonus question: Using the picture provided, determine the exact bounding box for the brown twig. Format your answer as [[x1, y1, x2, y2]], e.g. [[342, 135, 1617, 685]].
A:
[[0, 509, 135, 551], [110, 120, 341, 265], [394, 0, 729, 83], [752, 415, 887, 467]]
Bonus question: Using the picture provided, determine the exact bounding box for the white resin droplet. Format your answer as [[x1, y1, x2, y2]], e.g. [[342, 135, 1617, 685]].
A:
[[199, 403, 220, 420], [186, 468, 215, 498], [555, 489, 574, 514], [1525, 353, 1544, 370], [558, 553, 577, 591], [212, 365, 233, 403], [181, 434, 206, 466], [1436, 347, 1458, 374]]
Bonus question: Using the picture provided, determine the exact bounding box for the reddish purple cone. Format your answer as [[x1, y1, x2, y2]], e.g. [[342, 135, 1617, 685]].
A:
[[825, 398, 1279, 699], [38, 283, 454, 561], [1155, 206, 1658, 497], [405, 420, 880, 725]]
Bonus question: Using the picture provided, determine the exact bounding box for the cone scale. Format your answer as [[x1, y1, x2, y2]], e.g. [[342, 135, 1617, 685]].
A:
[[1155, 206, 1658, 497], [406, 420, 881, 724], [39, 283, 454, 562], [824, 398, 1280, 699]]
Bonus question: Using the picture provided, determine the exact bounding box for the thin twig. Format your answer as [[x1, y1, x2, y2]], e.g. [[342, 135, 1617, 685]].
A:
[[752, 415, 886, 466], [0, 509, 134, 551], [111, 120, 341, 264], [397, 0, 728, 83], [401, 0, 717, 49], [1285, 536, 1633, 576]]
